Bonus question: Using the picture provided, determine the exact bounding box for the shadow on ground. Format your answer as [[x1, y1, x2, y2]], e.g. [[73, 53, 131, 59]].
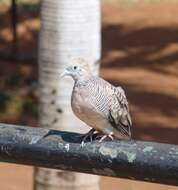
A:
[[101, 3, 178, 144], [102, 24, 178, 75]]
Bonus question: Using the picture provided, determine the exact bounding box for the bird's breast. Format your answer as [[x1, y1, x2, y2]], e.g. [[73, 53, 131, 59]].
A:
[[71, 87, 90, 118]]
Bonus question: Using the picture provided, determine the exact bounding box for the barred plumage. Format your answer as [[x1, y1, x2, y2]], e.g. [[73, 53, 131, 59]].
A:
[[61, 58, 132, 143]]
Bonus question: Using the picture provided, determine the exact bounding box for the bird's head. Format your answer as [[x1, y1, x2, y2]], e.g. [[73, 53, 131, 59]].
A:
[[60, 58, 91, 80]]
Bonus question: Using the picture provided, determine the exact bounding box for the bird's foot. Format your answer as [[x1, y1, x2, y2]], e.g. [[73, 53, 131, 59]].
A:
[[80, 128, 97, 147], [97, 133, 114, 143]]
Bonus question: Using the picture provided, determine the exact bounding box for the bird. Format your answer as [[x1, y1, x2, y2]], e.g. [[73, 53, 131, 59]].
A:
[[60, 58, 132, 146]]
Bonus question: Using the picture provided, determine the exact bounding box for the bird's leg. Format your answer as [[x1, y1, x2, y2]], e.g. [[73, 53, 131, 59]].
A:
[[98, 133, 114, 143], [76, 128, 96, 138], [80, 128, 97, 147]]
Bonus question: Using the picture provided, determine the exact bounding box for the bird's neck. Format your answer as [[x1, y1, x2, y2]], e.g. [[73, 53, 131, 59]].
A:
[[74, 75, 91, 88]]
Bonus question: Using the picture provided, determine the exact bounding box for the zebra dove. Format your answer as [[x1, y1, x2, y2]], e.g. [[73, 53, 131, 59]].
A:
[[60, 58, 132, 145]]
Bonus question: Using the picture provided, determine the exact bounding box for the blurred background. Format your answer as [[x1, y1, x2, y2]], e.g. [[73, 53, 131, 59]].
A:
[[0, 0, 178, 189]]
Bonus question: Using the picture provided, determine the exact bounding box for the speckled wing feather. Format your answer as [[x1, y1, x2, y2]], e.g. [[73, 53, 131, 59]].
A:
[[108, 86, 132, 139]]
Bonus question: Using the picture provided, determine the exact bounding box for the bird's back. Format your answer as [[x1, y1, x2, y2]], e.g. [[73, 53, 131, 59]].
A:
[[73, 76, 112, 113]]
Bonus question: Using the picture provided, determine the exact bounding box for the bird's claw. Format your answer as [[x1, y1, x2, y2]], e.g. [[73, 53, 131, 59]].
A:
[[79, 128, 96, 147], [79, 130, 114, 146], [80, 140, 86, 147], [97, 134, 114, 142]]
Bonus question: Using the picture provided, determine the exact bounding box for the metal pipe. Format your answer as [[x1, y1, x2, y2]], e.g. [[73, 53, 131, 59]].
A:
[[0, 123, 177, 186]]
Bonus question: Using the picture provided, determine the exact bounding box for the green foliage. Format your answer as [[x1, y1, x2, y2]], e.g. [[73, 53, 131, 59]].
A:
[[6, 96, 23, 115], [103, 0, 178, 7], [0, 94, 24, 115], [18, 2, 40, 12], [0, 92, 10, 112], [5, 72, 22, 87], [0, 0, 40, 11], [22, 99, 38, 118], [0, 90, 38, 119]]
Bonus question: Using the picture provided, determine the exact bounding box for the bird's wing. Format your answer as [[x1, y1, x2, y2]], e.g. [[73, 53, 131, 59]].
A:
[[108, 86, 132, 139]]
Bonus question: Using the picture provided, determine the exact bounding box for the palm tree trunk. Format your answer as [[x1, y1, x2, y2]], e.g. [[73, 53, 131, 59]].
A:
[[34, 0, 101, 190]]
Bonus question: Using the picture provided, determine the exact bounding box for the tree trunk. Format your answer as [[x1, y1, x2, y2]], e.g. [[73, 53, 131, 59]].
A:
[[34, 0, 101, 190]]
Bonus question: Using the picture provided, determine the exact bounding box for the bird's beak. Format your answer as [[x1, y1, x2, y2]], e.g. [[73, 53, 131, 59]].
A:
[[60, 69, 69, 78]]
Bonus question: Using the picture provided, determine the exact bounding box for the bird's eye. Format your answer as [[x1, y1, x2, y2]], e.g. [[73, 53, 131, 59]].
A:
[[73, 66, 77, 70]]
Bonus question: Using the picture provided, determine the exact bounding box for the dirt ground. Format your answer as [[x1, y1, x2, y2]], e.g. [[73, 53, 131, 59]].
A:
[[101, 1, 178, 144], [1, 163, 178, 190], [0, 1, 178, 190]]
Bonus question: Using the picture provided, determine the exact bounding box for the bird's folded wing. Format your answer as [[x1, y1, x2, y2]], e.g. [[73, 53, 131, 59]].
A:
[[108, 86, 132, 138]]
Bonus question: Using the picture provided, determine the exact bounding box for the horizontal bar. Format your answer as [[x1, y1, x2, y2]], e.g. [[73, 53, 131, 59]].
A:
[[0, 123, 178, 186]]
